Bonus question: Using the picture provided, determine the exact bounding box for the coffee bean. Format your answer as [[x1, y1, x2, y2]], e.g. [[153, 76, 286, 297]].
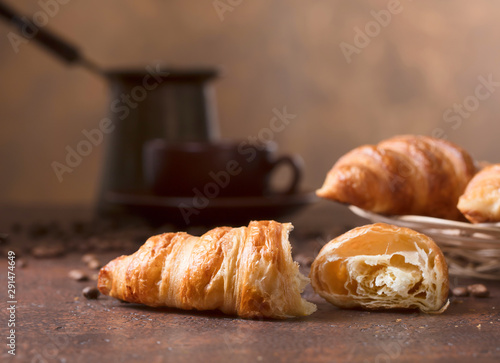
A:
[[81, 253, 97, 264], [31, 243, 66, 258], [68, 269, 88, 282], [82, 286, 100, 300], [87, 259, 101, 270], [451, 286, 469, 297], [467, 284, 489, 298]]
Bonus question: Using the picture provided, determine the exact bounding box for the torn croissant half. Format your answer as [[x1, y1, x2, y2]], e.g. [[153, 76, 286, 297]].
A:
[[98, 220, 316, 319], [310, 223, 449, 313]]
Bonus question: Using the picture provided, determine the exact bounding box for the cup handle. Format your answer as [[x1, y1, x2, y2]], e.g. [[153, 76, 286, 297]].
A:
[[268, 155, 303, 195]]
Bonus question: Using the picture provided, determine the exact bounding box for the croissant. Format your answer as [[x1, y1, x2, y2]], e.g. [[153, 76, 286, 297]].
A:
[[310, 223, 449, 313], [458, 164, 500, 223], [98, 220, 316, 319], [316, 135, 476, 220]]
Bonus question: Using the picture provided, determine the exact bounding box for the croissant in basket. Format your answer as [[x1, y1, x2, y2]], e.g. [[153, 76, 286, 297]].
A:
[[310, 223, 449, 313], [458, 164, 500, 223], [98, 220, 317, 319], [316, 135, 476, 220]]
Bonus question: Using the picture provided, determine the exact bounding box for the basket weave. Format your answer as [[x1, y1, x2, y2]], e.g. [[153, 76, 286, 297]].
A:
[[349, 206, 500, 280]]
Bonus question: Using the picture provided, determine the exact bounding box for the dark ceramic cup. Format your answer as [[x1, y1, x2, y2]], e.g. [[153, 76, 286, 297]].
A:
[[143, 139, 302, 197]]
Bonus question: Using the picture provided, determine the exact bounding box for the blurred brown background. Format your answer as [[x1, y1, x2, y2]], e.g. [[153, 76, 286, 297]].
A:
[[1, 0, 499, 205]]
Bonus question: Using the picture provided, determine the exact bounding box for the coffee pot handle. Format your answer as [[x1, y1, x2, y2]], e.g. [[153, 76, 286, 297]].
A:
[[268, 155, 303, 195]]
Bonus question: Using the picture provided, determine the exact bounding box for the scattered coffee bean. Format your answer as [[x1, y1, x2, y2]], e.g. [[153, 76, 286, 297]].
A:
[[294, 253, 314, 267], [82, 286, 100, 300], [467, 284, 489, 298], [87, 259, 101, 270], [68, 269, 89, 282], [452, 287, 469, 297], [31, 243, 66, 258], [10, 215, 156, 258], [82, 253, 97, 264]]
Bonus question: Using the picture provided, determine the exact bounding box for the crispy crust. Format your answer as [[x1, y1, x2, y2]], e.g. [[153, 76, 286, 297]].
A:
[[310, 223, 449, 313], [316, 135, 476, 220], [458, 164, 500, 223], [98, 221, 316, 319]]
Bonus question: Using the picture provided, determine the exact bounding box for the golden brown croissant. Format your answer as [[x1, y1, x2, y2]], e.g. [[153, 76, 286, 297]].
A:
[[458, 164, 500, 223], [98, 220, 316, 319], [316, 135, 476, 220], [310, 223, 449, 313]]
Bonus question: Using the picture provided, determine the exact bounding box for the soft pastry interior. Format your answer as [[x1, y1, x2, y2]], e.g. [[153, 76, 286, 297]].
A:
[[458, 164, 500, 223], [99, 220, 316, 319], [310, 223, 449, 313]]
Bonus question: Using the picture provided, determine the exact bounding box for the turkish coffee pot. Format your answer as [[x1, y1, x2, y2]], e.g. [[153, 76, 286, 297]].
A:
[[0, 2, 220, 213]]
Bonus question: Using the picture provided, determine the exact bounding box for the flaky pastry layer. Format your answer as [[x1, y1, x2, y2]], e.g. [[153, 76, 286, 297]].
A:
[[98, 220, 316, 319], [316, 135, 476, 220], [310, 223, 449, 313]]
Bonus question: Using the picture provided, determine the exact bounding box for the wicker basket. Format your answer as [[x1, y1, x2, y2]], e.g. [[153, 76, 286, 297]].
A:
[[349, 206, 500, 280]]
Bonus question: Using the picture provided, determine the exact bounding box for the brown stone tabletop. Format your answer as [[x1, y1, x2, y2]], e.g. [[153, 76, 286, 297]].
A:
[[0, 204, 499, 363]]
